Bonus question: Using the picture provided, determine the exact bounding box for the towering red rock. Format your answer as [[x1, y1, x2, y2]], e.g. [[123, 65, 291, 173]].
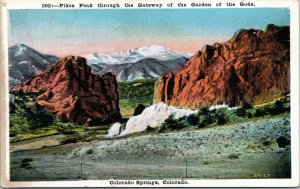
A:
[[154, 24, 290, 108], [11, 56, 120, 125]]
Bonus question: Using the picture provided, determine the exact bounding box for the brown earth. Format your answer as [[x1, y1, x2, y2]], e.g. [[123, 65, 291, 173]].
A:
[[154, 24, 290, 108], [11, 56, 120, 125]]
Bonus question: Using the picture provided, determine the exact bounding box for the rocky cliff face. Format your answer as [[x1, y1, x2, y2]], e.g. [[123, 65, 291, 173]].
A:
[[11, 56, 120, 125], [154, 24, 290, 108]]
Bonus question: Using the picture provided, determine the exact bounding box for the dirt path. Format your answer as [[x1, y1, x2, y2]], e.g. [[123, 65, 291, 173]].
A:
[[10, 134, 65, 152], [10, 116, 291, 180]]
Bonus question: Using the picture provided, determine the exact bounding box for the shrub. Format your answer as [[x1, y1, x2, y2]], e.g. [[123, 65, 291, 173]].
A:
[[236, 101, 253, 117], [215, 109, 229, 125], [228, 154, 239, 159], [253, 108, 264, 117], [269, 100, 285, 115], [145, 125, 156, 132], [262, 140, 272, 146], [86, 148, 94, 155], [10, 108, 30, 137], [197, 108, 215, 128], [217, 115, 227, 125], [236, 108, 246, 117], [198, 114, 214, 128], [277, 136, 289, 148], [242, 100, 253, 109], [197, 107, 210, 115], [9, 94, 55, 136], [60, 135, 81, 144], [246, 109, 255, 118], [53, 120, 75, 135], [161, 115, 182, 130], [186, 114, 199, 126], [203, 160, 211, 165]]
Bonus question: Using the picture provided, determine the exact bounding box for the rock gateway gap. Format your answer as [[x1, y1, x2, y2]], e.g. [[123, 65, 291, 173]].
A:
[[11, 56, 120, 125], [154, 24, 290, 108]]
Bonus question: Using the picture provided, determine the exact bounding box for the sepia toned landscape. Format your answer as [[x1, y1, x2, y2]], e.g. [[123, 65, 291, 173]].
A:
[[8, 9, 291, 180]]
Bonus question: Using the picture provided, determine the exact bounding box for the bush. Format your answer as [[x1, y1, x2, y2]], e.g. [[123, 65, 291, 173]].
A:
[[186, 114, 199, 126], [53, 120, 76, 135], [242, 100, 253, 109], [60, 135, 81, 144], [228, 154, 239, 159], [217, 115, 227, 125], [235, 101, 253, 117], [86, 148, 94, 155], [161, 115, 182, 130], [269, 100, 285, 115], [197, 108, 215, 128], [9, 94, 55, 136], [246, 109, 255, 118], [215, 109, 229, 125], [236, 108, 246, 117], [10, 108, 30, 137], [145, 125, 156, 132]]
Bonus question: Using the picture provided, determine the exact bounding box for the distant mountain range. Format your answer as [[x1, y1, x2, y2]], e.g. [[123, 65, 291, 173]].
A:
[[9, 44, 58, 86], [9, 44, 191, 84], [83, 45, 192, 81]]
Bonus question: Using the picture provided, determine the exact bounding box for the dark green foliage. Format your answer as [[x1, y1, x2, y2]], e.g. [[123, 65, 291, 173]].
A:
[[9, 94, 54, 136], [134, 104, 146, 116], [10, 107, 30, 137], [215, 109, 229, 125], [53, 120, 75, 135], [228, 154, 239, 159], [244, 96, 290, 118], [262, 140, 272, 146], [145, 125, 156, 132], [29, 104, 54, 130], [198, 113, 214, 128], [161, 115, 182, 130], [86, 149, 94, 155], [119, 79, 156, 109], [236, 108, 246, 117], [269, 100, 285, 115], [217, 116, 227, 125], [60, 134, 81, 144], [242, 100, 253, 109], [159, 95, 290, 132], [277, 136, 290, 148], [236, 100, 253, 117], [186, 114, 199, 126], [197, 108, 215, 128]]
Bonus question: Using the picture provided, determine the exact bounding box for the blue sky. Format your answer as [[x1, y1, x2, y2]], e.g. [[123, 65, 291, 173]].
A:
[[9, 8, 290, 56]]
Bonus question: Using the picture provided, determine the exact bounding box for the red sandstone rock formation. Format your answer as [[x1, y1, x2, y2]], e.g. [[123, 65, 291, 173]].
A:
[[11, 56, 120, 125], [154, 24, 290, 108]]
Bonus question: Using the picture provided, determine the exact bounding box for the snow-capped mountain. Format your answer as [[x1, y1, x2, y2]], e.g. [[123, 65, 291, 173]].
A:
[[9, 44, 58, 86], [84, 45, 192, 81], [85, 45, 192, 65]]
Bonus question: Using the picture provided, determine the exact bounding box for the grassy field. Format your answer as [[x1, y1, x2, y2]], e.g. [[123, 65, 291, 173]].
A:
[[118, 79, 156, 117]]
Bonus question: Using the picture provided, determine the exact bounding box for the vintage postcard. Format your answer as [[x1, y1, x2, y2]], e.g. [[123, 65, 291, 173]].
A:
[[0, 0, 299, 187]]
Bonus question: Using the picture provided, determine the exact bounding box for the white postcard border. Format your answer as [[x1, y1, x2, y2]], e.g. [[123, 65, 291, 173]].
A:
[[1, 0, 299, 187]]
